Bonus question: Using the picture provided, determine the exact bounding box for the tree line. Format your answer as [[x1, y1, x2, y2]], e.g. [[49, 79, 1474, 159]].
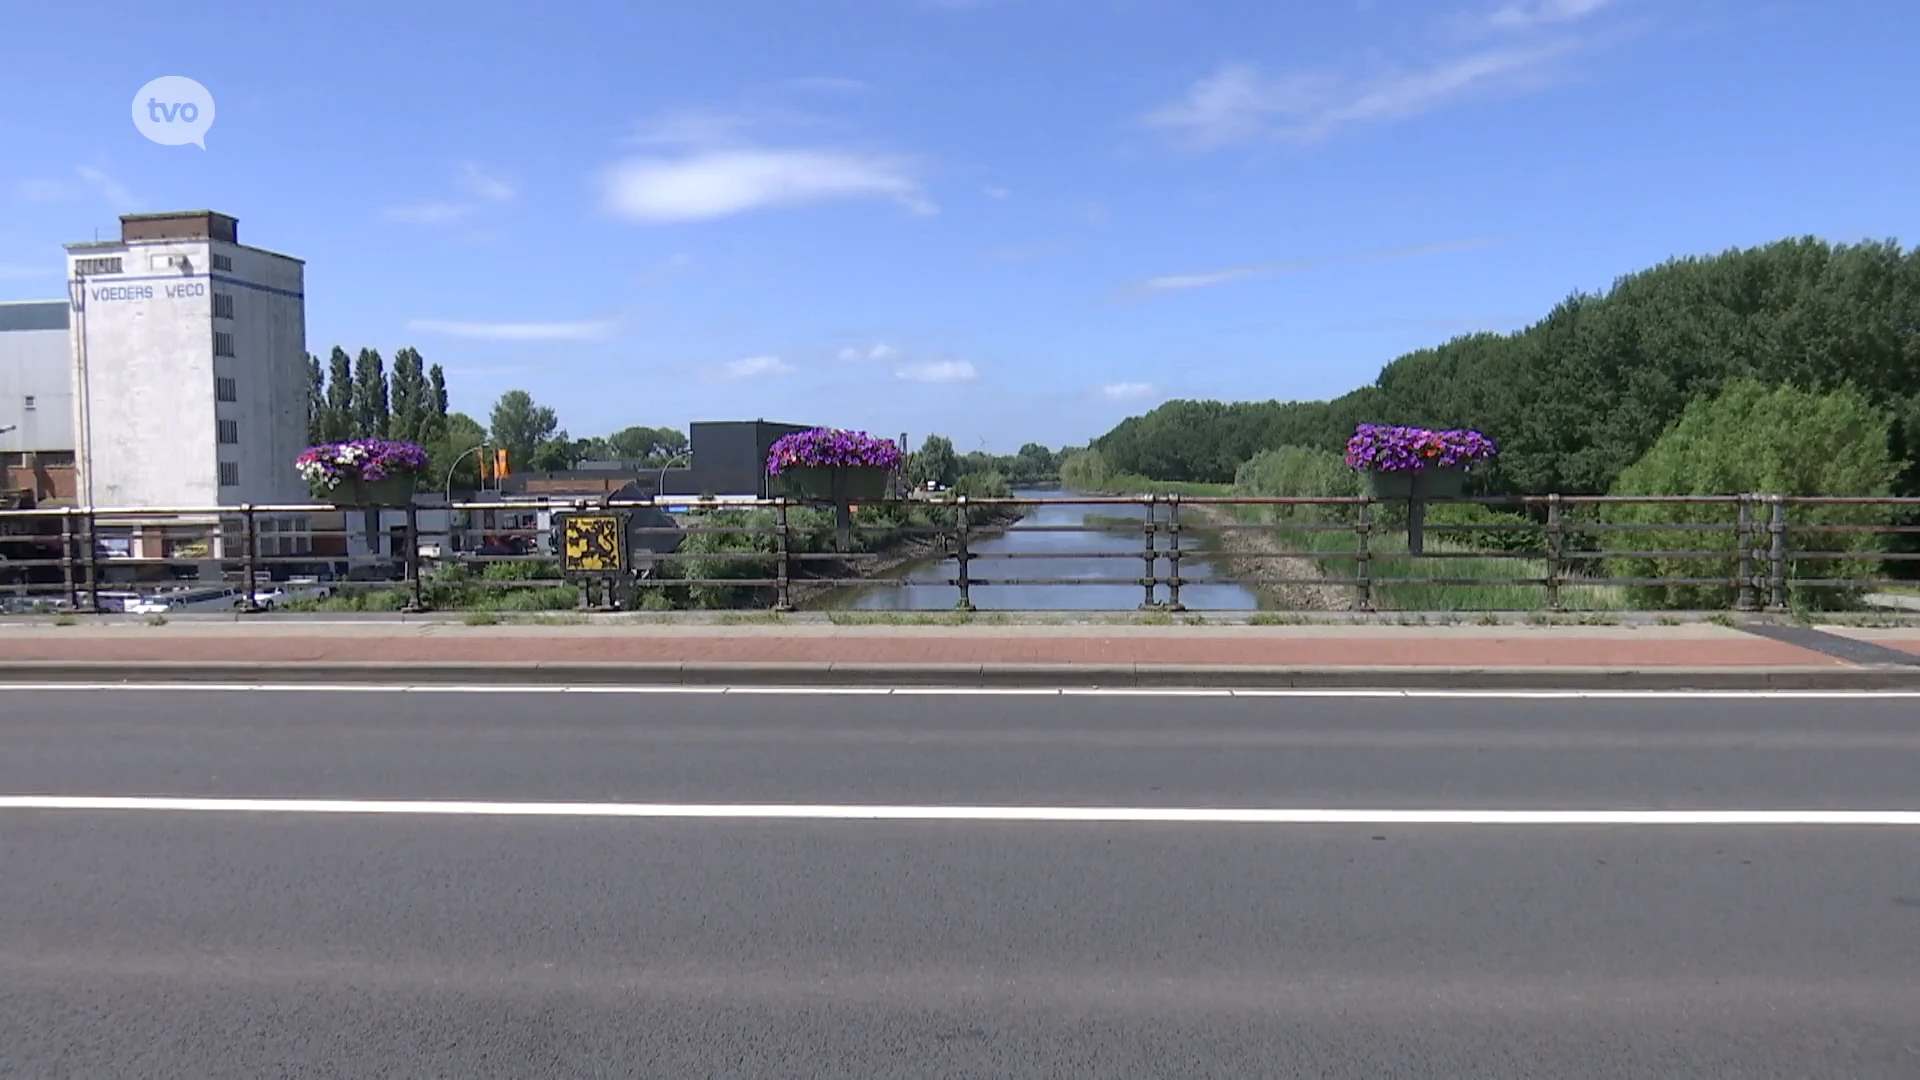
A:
[[307, 356, 1072, 496], [903, 437, 1065, 496], [305, 357, 692, 491], [1085, 236, 1920, 499]]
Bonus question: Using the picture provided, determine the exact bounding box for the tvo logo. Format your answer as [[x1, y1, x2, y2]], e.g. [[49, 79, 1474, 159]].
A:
[[131, 76, 216, 148]]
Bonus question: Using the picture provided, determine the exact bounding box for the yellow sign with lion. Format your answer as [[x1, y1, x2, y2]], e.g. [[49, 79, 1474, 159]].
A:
[[561, 514, 625, 573]]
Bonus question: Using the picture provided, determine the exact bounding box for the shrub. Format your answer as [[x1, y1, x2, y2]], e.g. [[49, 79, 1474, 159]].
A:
[[1059, 448, 1115, 492], [1424, 502, 1545, 555], [953, 470, 1012, 499], [1233, 445, 1362, 523], [1607, 380, 1897, 609]]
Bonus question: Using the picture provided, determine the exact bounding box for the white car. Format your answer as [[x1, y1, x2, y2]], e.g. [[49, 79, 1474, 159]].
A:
[[122, 598, 171, 615]]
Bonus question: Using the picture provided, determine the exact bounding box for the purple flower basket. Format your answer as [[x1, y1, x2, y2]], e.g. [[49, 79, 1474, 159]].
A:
[[766, 428, 903, 550], [1344, 425, 1498, 554], [296, 439, 429, 554]]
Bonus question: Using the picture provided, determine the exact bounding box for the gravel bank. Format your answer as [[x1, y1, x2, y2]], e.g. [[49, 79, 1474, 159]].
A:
[[1184, 504, 1352, 611]]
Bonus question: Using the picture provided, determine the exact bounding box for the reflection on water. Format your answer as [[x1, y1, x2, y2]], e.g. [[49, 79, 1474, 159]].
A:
[[835, 490, 1260, 611]]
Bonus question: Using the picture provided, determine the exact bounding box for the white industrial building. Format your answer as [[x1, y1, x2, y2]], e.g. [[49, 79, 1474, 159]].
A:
[[0, 300, 74, 454], [65, 210, 310, 509], [4, 211, 445, 583]]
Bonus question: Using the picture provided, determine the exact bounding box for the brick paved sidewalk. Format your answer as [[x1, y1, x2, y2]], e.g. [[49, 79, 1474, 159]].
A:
[[0, 621, 1906, 669]]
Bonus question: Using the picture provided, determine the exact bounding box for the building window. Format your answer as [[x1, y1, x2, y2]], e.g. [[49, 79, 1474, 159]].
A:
[[218, 461, 239, 487], [211, 253, 233, 272], [74, 256, 122, 276], [217, 419, 239, 445], [212, 292, 234, 319], [215, 376, 237, 402], [213, 331, 235, 357], [260, 516, 312, 558], [150, 253, 193, 272], [22, 395, 34, 411]]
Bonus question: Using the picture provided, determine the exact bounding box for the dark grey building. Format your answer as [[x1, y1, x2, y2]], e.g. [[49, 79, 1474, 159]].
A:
[[503, 419, 819, 500]]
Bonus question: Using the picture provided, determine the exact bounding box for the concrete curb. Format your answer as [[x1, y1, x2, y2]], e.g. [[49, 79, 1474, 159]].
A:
[[2, 660, 1919, 690]]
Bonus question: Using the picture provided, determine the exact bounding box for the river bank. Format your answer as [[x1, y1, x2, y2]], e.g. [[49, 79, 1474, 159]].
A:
[[788, 504, 1030, 609], [1181, 504, 1353, 611]]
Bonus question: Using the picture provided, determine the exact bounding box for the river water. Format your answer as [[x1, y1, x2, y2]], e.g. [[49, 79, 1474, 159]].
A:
[[827, 490, 1262, 611]]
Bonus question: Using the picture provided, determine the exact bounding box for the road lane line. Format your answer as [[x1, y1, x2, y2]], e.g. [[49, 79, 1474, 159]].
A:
[[2, 683, 1920, 700], [4, 797, 1920, 825]]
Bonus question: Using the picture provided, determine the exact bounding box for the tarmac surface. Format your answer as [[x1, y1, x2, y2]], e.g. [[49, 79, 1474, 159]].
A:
[[4, 687, 1919, 1077]]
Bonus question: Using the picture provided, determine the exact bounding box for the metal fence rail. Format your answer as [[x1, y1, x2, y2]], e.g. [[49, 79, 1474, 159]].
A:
[[2, 493, 1917, 614]]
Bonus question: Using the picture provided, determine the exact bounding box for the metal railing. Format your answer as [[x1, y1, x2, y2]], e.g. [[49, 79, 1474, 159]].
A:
[[2, 493, 1918, 614]]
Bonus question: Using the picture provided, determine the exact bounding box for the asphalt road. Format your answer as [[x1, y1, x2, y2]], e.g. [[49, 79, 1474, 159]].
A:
[[4, 688, 1920, 1078]]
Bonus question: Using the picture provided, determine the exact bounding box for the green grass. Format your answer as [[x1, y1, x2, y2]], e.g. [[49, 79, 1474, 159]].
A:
[[1206, 503, 1626, 612], [462, 611, 500, 626], [1084, 473, 1619, 611], [825, 610, 998, 626], [285, 579, 581, 614], [53, 613, 76, 626]]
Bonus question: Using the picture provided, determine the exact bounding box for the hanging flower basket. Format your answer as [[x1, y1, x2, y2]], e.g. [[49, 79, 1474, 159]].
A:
[[297, 440, 430, 551], [766, 428, 904, 550], [779, 466, 892, 503], [1365, 468, 1467, 500], [1344, 425, 1497, 554]]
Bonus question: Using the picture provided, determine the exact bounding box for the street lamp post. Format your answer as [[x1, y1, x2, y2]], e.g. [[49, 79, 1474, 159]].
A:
[[445, 442, 490, 504], [444, 442, 490, 555], [656, 452, 689, 503]]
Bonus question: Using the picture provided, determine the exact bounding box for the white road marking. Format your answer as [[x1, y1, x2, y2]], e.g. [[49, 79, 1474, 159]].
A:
[[2, 796, 1919, 825], [0, 683, 1917, 700]]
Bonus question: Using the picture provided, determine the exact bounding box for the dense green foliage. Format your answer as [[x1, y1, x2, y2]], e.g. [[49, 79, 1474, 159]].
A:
[[1090, 238, 1920, 499], [952, 470, 1012, 498], [1606, 381, 1898, 608], [909, 437, 1059, 490], [1232, 446, 1362, 524]]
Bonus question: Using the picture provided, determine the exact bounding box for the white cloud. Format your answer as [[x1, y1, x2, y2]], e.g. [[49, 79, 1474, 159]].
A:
[[983, 185, 1012, 200], [1133, 238, 1499, 296], [74, 166, 136, 209], [1142, 0, 1619, 151], [384, 201, 474, 225], [404, 318, 619, 342], [1141, 265, 1270, 292], [838, 342, 899, 363], [602, 149, 934, 223], [459, 162, 516, 203], [1487, 0, 1614, 30], [896, 359, 977, 383], [385, 162, 514, 226], [713, 354, 795, 381], [786, 76, 869, 92], [1100, 381, 1156, 401], [1147, 45, 1579, 147]]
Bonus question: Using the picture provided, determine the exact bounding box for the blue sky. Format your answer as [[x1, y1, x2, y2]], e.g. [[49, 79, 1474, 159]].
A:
[[2, 0, 1915, 452]]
